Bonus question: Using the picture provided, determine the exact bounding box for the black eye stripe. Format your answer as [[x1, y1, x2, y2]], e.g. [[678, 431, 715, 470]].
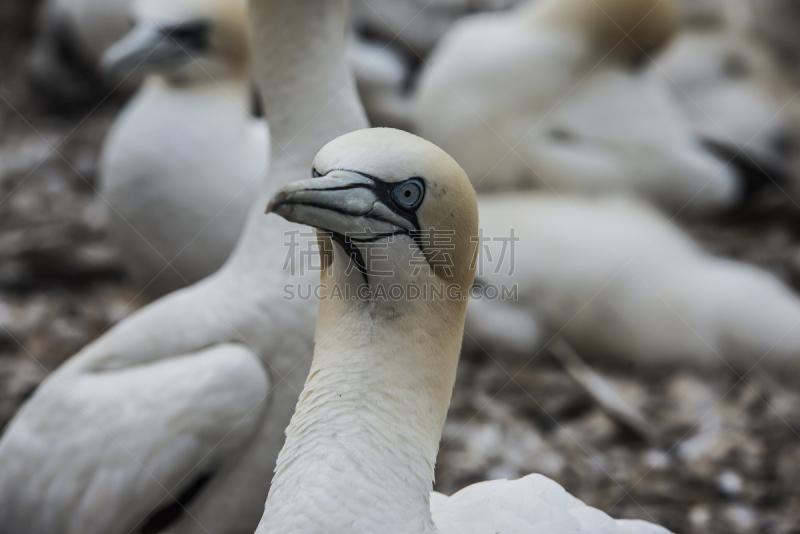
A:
[[313, 168, 426, 222], [312, 169, 432, 280]]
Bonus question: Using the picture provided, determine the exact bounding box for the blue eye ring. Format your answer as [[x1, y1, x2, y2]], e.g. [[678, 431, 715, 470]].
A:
[[393, 178, 425, 210], [312, 168, 322, 178]]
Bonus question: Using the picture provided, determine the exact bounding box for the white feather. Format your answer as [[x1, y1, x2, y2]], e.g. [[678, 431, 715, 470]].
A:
[[470, 193, 800, 372], [0, 0, 368, 533], [413, 0, 740, 214], [431, 474, 672, 534], [100, 77, 266, 298]]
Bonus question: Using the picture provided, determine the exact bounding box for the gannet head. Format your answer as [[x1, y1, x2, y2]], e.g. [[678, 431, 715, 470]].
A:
[[528, 0, 678, 62], [267, 128, 479, 300], [101, 0, 248, 81]]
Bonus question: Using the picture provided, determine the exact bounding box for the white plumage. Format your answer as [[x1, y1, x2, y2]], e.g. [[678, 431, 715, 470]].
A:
[[258, 127, 671, 534], [467, 193, 800, 373], [0, 0, 367, 532], [431, 474, 670, 534], [101, 78, 265, 298], [413, 0, 742, 215], [649, 12, 799, 191], [1, 343, 268, 533], [99, 0, 265, 298]]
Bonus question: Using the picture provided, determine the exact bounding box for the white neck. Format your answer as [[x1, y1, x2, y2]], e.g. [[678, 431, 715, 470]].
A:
[[259, 248, 467, 533], [229, 0, 368, 273]]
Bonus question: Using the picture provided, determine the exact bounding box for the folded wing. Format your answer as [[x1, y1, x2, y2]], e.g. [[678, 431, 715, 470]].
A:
[[0, 343, 269, 534]]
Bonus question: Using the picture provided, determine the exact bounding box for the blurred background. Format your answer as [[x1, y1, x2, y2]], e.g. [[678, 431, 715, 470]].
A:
[[2, 0, 800, 532]]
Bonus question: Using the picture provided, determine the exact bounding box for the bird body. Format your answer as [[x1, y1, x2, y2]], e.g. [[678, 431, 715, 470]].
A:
[[650, 17, 800, 194], [0, 341, 269, 534], [99, 0, 264, 298], [101, 76, 265, 297], [468, 193, 800, 372], [413, 0, 741, 215], [259, 127, 671, 534], [0, 0, 368, 532]]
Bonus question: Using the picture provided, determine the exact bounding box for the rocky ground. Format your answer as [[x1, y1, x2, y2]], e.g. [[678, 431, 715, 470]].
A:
[[0, 0, 142, 425], [2, 2, 800, 533], [440, 352, 800, 533]]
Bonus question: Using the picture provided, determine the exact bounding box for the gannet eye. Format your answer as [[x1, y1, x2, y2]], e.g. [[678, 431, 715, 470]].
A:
[[312, 168, 322, 178], [393, 178, 424, 210]]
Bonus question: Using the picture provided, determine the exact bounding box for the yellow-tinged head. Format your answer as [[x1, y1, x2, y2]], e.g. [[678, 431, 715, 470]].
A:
[[268, 128, 480, 301], [102, 0, 249, 80]]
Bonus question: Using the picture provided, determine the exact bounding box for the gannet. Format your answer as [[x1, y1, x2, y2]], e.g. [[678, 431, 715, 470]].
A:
[[413, 0, 745, 215], [467, 193, 800, 374], [259, 127, 672, 534], [650, 9, 798, 194], [99, 0, 265, 299], [0, 0, 368, 532]]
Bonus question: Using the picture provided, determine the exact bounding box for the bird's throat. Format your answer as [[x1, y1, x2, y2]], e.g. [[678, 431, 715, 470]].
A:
[[259, 301, 464, 533]]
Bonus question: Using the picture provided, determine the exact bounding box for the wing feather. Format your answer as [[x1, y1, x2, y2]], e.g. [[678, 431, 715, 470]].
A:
[[431, 474, 672, 534], [0, 343, 269, 534]]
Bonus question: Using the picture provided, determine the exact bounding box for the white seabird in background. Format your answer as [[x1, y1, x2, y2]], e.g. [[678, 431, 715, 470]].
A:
[[99, 0, 265, 299], [413, 0, 746, 216], [0, 0, 367, 532]]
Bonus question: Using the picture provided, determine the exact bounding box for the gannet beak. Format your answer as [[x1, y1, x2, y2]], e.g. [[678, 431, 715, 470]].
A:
[[102, 21, 209, 77], [267, 170, 416, 237]]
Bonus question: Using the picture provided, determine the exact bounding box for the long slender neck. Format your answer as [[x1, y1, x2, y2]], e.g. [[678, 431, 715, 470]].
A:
[[260, 263, 467, 533], [230, 0, 368, 270]]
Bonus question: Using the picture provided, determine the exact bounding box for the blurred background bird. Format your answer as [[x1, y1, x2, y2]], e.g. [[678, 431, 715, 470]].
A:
[[2, 0, 800, 532], [0, 0, 358, 532], [99, 0, 265, 299], [651, 0, 800, 203], [412, 0, 744, 215]]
